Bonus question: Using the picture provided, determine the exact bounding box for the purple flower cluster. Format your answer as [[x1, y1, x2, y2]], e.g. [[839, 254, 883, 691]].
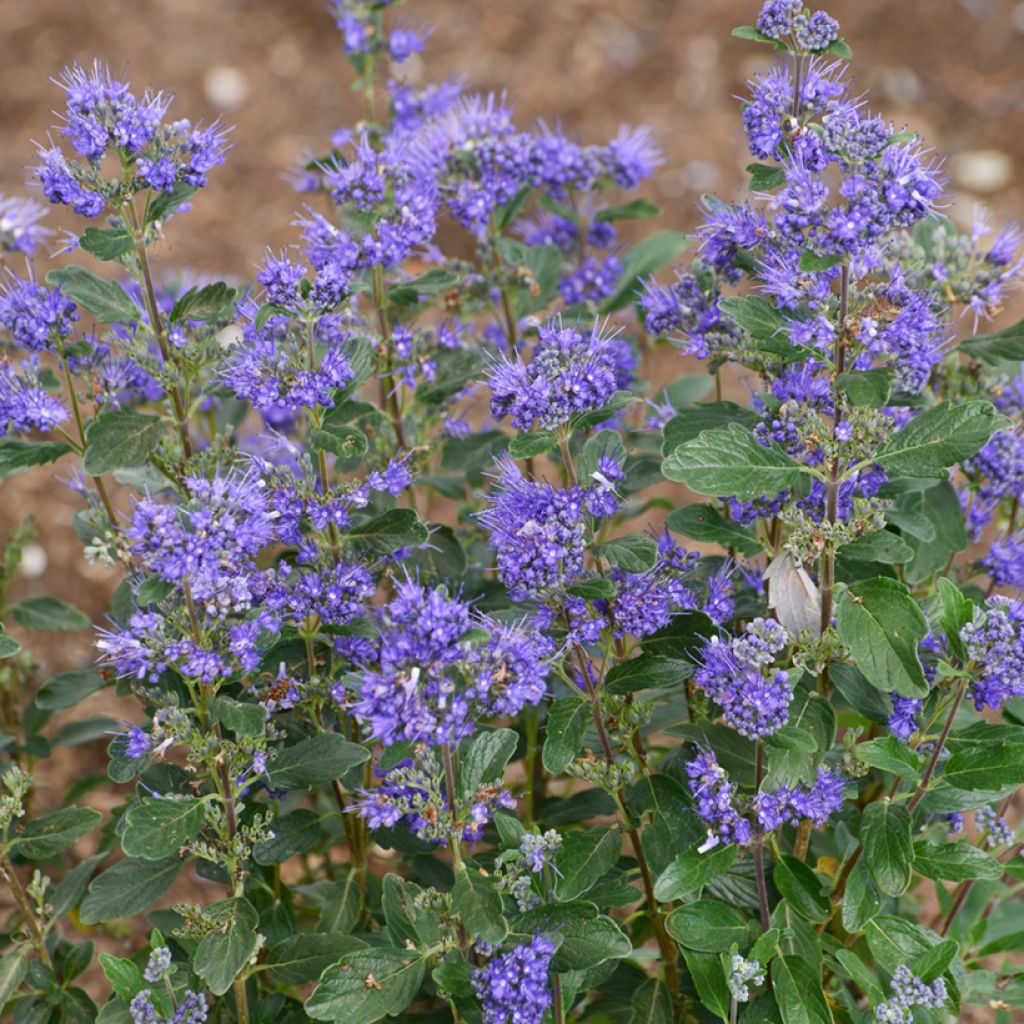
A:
[[488, 317, 633, 431], [874, 966, 947, 1024], [695, 618, 792, 739], [887, 695, 922, 743], [686, 747, 752, 848], [960, 599, 1024, 710], [472, 936, 555, 1024], [753, 766, 846, 830], [480, 455, 622, 601], [0, 358, 67, 434], [348, 579, 552, 747], [37, 61, 229, 217], [0, 194, 51, 255], [0, 275, 78, 353], [976, 805, 1014, 849]]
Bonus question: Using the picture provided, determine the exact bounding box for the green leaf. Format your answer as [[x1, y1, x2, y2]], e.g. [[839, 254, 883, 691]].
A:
[[773, 856, 830, 922], [267, 934, 365, 986], [862, 802, 915, 897], [345, 508, 429, 554], [833, 949, 884, 1003], [80, 857, 182, 924], [911, 938, 959, 983], [826, 36, 853, 59], [387, 268, 459, 304], [170, 282, 237, 323], [601, 230, 691, 313], [0, 439, 72, 480], [193, 897, 260, 996], [771, 955, 834, 1024], [47, 265, 138, 323], [841, 858, 884, 933], [554, 828, 621, 901], [629, 978, 673, 1024], [864, 915, 942, 974], [595, 198, 662, 222], [732, 24, 787, 47], [0, 630, 20, 658], [959, 316, 1024, 364], [663, 423, 809, 501], [566, 578, 616, 600], [307, 947, 427, 1023], [943, 744, 1024, 790], [452, 869, 507, 945], [680, 949, 730, 1022], [798, 251, 845, 273], [97, 953, 144, 1003], [836, 368, 894, 408], [79, 227, 135, 262], [718, 295, 789, 342], [596, 533, 659, 573], [459, 728, 518, 798], [542, 698, 589, 773], [604, 654, 689, 694], [653, 845, 737, 902], [839, 529, 914, 565], [747, 162, 786, 190], [938, 578, 974, 662], [571, 389, 638, 430], [913, 840, 1002, 882], [318, 872, 362, 935], [836, 578, 928, 698], [0, 949, 28, 1011], [84, 409, 163, 475], [35, 668, 105, 710], [666, 503, 764, 556], [856, 736, 922, 777], [509, 430, 558, 459], [874, 400, 1010, 478], [311, 424, 369, 465], [11, 595, 89, 632], [146, 184, 198, 224], [10, 806, 101, 859], [253, 809, 322, 865], [268, 734, 370, 788], [665, 900, 748, 952], [209, 696, 265, 738], [514, 901, 631, 970], [121, 798, 205, 860], [662, 401, 760, 455]]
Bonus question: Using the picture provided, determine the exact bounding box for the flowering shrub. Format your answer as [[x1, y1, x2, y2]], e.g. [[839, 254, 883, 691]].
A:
[[2, 1, 1024, 1022]]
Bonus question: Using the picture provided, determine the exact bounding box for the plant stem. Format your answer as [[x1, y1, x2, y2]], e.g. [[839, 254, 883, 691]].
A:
[[125, 204, 193, 460], [0, 852, 51, 966], [752, 741, 772, 931], [61, 354, 116, 525], [907, 678, 966, 814]]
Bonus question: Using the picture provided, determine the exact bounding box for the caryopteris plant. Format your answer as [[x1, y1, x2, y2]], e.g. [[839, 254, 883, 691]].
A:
[[1, 1, 1023, 1021]]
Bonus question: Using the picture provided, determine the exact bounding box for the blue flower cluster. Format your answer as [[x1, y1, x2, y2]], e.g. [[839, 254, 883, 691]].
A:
[[471, 935, 556, 1024]]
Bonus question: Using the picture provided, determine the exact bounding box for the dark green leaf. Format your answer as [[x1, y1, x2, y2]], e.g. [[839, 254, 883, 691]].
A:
[[267, 934, 365, 986], [209, 696, 265, 739], [856, 736, 922, 777], [121, 798, 205, 860], [514, 901, 631, 970], [836, 578, 928, 698], [841, 858, 884, 933], [629, 978, 673, 1024], [747, 162, 787, 190], [596, 533, 659, 573], [605, 654, 689, 695], [798, 251, 845, 273], [839, 529, 914, 565], [345, 508, 429, 554], [146, 184, 198, 224], [718, 295, 789, 342], [862, 802, 915, 896], [268, 734, 369, 789], [680, 949, 730, 1022], [387, 268, 459, 304], [452, 869, 507, 945], [663, 423, 809, 501], [653, 845, 737, 902], [97, 953, 143, 1003], [459, 728, 518, 798], [836, 368, 895, 408], [662, 401, 759, 454], [253, 809, 322, 865], [509, 430, 558, 459], [11, 595, 89, 632], [773, 856, 830, 922], [306, 947, 427, 1024], [913, 840, 1002, 882], [47, 265, 139, 323], [595, 199, 662, 222], [771, 955, 834, 1024], [875, 400, 1010, 478], [542, 698, 589, 773], [80, 857, 182, 924], [35, 669, 105, 710], [194, 897, 261, 996], [959, 316, 1024, 364], [666, 503, 763, 556], [943, 744, 1024, 790], [601, 230, 691, 313], [0, 439, 72, 480], [84, 410, 163, 475], [310, 425, 369, 461], [567, 578, 616, 600], [78, 227, 134, 262], [11, 806, 101, 859], [170, 281, 237, 323], [554, 828, 621, 901], [665, 900, 748, 952]]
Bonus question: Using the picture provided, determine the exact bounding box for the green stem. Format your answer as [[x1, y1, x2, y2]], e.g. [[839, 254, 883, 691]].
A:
[[61, 354, 117, 525], [0, 852, 51, 966]]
